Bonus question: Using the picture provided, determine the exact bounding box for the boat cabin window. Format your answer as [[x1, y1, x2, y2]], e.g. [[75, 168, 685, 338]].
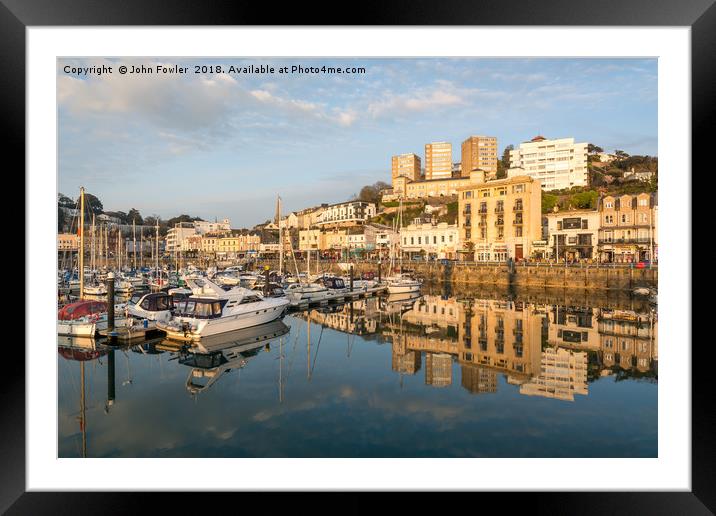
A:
[[239, 295, 262, 304]]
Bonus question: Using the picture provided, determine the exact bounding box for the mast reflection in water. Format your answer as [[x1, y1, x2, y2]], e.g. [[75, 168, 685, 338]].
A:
[[58, 288, 657, 458]]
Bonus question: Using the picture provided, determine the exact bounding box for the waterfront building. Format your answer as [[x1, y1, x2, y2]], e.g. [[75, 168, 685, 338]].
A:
[[391, 153, 422, 183], [216, 230, 261, 259], [181, 234, 203, 253], [461, 135, 498, 179], [545, 208, 600, 260], [166, 222, 197, 253], [316, 201, 376, 226], [399, 219, 459, 260], [457, 171, 542, 261], [298, 228, 321, 251], [57, 233, 79, 251], [519, 347, 589, 401], [321, 228, 349, 252], [509, 136, 588, 191], [597, 192, 657, 263], [425, 142, 453, 180]]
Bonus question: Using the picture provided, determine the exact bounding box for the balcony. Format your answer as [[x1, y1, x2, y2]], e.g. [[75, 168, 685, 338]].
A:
[[494, 207, 504, 214], [478, 208, 488, 214], [513, 205, 523, 212], [495, 220, 504, 226], [513, 219, 523, 225]]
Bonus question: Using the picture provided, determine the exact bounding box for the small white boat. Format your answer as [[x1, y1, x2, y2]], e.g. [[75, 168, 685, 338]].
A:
[[385, 273, 422, 294], [83, 284, 107, 296], [284, 282, 329, 305]]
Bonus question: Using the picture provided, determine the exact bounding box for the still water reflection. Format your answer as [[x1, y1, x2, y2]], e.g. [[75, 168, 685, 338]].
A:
[[58, 287, 657, 458]]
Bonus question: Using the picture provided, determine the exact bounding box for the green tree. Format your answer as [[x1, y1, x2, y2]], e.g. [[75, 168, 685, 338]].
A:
[[58, 193, 74, 208], [541, 192, 559, 214], [569, 190, 598, 210], [79, 192, 103, 216], [587, 143, 604, 154], [127, 208, 144, 225], [58, 206, 66, 232], [497, 144, 513, 179]]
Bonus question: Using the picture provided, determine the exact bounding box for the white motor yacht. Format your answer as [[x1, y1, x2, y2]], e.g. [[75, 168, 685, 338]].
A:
[[156, 278, 289, 342]]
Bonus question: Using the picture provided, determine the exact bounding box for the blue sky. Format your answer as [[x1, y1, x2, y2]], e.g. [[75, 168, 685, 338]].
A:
[[58, 57, 657, 227]]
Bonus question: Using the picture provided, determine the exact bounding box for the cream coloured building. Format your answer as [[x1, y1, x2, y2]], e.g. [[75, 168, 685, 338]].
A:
[[400, 220, 459, 259], [509, 136, 588, 191], [298, 228, 321, 251], [458, 171, 542, 261], [461, 135, 498, 179], [388, 175, 471, 200], [425, 142, 453, 180]]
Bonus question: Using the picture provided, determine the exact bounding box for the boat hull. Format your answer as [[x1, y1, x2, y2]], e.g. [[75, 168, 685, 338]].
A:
[[158, 303, 289, 342], [387, 283, 421, 294]]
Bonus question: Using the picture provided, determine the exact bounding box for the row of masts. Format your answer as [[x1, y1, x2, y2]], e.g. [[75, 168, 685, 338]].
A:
[[76, 187, 161, 299]]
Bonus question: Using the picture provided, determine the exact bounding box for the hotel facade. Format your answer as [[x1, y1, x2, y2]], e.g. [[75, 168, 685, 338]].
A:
[[457, 171, 542, 261]]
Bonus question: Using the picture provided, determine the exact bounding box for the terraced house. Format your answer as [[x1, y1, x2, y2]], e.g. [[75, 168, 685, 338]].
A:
[[597, 192, 657, 263]]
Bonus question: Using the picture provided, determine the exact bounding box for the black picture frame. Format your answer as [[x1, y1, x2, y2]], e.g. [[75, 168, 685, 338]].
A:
[[7, 0, 710, 513]]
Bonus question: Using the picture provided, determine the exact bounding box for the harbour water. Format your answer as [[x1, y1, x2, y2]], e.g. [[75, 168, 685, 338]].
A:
[[58, 286, 657, 458]]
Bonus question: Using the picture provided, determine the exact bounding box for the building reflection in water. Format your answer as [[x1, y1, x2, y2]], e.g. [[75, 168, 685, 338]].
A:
[[379, 293, 657, 401], [59, 292, 658, 410]]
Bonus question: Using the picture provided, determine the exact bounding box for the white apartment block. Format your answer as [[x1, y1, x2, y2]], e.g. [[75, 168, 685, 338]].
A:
[[166, 223, 197, 252], [509, 136, 588, 191], [425, 142, 453, 180], [194, 218, 231, 234], [316, 201, 376, 226]]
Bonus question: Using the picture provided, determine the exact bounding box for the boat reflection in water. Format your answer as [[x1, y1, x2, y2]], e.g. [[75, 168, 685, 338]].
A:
[[58, 287, 658, 458], [177, 320, 290, 397]]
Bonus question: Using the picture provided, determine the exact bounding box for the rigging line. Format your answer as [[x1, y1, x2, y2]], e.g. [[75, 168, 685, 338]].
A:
[[310, 325, 325, 376], [283, 322, 302, 382]]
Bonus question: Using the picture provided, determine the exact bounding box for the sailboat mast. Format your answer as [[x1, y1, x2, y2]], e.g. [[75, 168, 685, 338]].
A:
[[79, 187, 85, 298], [91, 214, 95, 272], [155, 221, 159, 280], [133, 219, 137, 270], [278, 196, 283, 275]]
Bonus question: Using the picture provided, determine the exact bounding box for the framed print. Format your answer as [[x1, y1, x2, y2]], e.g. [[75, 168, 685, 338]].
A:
[[7, 0, 712, 512]]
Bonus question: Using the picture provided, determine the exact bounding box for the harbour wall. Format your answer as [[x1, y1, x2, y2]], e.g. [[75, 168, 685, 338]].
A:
[[252, 260, 657, 291]]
